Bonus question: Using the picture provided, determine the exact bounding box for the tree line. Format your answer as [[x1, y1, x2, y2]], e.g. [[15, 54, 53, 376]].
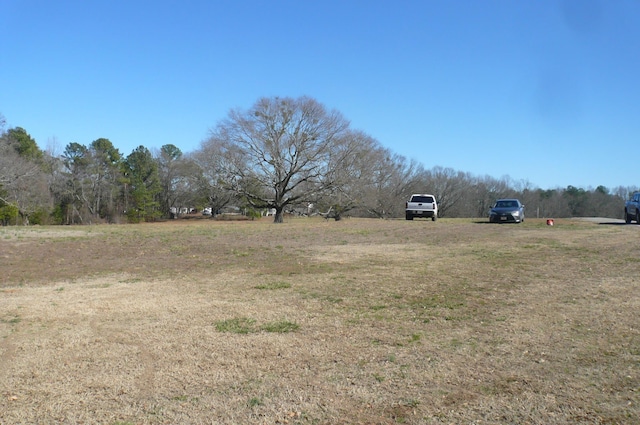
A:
[[0, 97, 636, 225]]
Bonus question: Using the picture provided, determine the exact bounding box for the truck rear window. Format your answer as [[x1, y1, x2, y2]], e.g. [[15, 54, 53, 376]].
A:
[[411, 196, 434, 203]]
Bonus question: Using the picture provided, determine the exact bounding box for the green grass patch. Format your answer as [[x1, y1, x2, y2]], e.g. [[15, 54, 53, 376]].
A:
[[248, 397, 263, 407], [1, 314, 21, 325], [260, 320, 299, 333], [215, 317, 299, 334], [215, 317, 257, 334], [255, 281, 291, 290]]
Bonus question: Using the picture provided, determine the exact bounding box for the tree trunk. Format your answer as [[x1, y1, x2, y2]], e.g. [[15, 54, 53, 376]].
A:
[[273, 208, 284, 223]]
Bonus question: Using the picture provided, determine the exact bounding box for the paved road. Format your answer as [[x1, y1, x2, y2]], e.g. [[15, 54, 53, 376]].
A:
[[571, 217, 626, 224]]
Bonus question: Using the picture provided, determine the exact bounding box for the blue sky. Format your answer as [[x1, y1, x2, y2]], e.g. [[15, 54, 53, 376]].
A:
[[1, 0, 638, 191]]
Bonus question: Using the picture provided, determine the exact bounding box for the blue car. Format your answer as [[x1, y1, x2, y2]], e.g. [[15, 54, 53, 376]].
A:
[[489, 199, 525, 223]]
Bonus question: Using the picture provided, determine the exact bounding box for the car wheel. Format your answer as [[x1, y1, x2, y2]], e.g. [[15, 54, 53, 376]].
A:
[[636, 210, 640, 225], [625, 209, 632, 224]]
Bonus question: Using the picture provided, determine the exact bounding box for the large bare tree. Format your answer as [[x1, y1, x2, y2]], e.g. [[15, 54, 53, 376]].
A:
[[203, 96, 351, 223]]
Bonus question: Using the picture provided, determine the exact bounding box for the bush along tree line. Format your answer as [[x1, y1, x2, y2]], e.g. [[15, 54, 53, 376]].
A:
[[0, 98, 636, 225]]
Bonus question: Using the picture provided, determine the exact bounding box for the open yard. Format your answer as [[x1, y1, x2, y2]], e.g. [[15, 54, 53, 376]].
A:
[[0, 217, 638, 424]]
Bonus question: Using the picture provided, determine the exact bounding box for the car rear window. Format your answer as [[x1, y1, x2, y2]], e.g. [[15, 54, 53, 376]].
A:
[[412, 196, 434, 203]]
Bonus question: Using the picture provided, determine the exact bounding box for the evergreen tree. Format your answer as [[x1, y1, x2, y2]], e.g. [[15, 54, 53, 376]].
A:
[[124, 146, 161, 222]]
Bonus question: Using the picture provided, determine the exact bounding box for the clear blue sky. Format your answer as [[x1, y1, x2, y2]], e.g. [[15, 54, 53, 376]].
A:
[[2, 0, 638, 191]]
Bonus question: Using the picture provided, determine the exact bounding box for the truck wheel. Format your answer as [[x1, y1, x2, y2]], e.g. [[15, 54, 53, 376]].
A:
[[432, 215, 437, 221], [636, 210, 640, 225], [405, 213, 413, 220], [626, 209, 632, 224]]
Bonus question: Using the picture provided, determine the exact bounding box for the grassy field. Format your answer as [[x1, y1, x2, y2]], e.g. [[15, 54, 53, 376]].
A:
[[0, 217, 638, 424]]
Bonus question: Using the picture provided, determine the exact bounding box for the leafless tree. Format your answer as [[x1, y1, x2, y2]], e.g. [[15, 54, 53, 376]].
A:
[[189, 143, 237, 216], [305, 130, 379, 219], [202, 96, 351, 223], [361, 149, 423, 218], [614, 186, 638, 203], [155, 144, 203, 217], [0, 142, 51, 224], [419, 166, 473, 217]]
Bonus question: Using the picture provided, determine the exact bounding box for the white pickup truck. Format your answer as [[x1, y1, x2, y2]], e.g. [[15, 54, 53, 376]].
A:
[[405, 194, 438, 221]]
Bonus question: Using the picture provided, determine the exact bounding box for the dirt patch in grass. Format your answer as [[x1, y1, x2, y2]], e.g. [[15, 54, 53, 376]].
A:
[[1, 218, 639, 424]]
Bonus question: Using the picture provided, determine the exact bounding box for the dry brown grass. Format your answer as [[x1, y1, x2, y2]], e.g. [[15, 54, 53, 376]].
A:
[[0, 217, 638, 424]]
